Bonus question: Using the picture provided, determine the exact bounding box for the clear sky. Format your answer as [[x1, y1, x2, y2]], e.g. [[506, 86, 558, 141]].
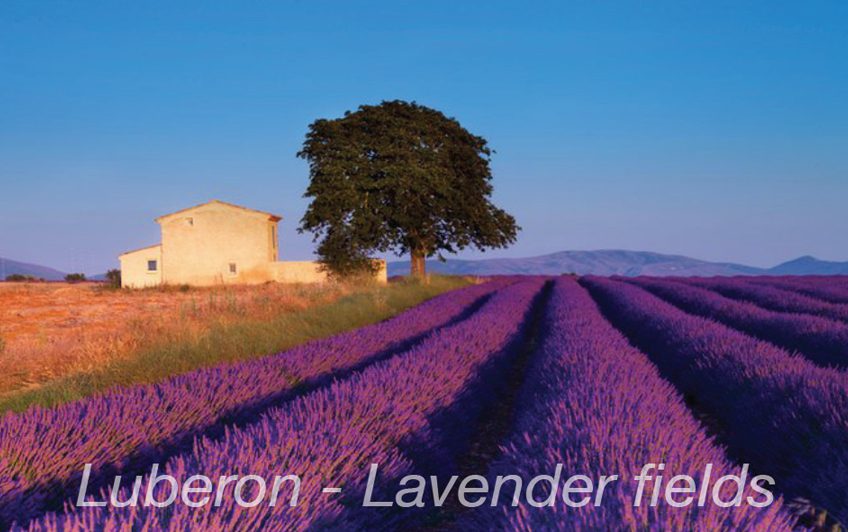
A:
[[1, 1, 846, 274]]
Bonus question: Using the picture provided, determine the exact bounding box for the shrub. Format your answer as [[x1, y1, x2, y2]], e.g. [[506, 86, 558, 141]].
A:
[[4, 274, 43, 282], [64, 273, 86, 283], [105, 269, 121, 289]]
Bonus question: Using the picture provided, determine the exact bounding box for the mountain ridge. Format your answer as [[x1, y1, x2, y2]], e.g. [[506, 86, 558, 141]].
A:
[[0, 257, 67, 280], [388, 250, 848, 277]]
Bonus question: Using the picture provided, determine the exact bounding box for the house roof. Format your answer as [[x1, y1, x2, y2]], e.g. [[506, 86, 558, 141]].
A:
[[118, 243, 162, 257], [154, 200, 283, 223]]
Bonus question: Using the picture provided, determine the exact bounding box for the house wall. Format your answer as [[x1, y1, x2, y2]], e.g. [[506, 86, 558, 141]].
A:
[[268, 260, 388, 284], [119, 245, 162, 288], [268, 261, 328, 284], [159, 202, 278, 286], [372, 260, 388, 284]]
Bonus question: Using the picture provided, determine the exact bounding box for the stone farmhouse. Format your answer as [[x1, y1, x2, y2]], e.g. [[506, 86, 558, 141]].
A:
[[119, 200, 387, 288]]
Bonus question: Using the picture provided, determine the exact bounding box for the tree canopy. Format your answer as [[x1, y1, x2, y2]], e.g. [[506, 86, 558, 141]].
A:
[[297, 100, 519, 277]]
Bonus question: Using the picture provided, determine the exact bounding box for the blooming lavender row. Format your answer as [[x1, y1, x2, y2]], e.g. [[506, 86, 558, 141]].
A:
[[0, 278, 512, 526], [25, 279, 545, 530], [626, 276, 848, 369], [679, 276, 848, 323], [750, 276, 848, 305], [581, 276, 848, 525], [760, 275, 848, 287], [460, 277, 793, 531]]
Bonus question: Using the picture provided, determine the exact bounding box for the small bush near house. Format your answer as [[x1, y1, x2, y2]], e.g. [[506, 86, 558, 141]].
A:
[[105, 269, 121, 289]]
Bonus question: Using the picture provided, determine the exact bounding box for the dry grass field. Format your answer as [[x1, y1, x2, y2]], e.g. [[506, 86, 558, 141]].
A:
[[0, 281, 346, 395], [0, 276, 471, 412]]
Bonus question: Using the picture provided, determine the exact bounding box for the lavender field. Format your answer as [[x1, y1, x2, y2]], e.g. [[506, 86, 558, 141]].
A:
[[2, 275, 847, 530]]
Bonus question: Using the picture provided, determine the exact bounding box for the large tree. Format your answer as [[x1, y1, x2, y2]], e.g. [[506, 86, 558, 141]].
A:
[[297, 100, 519, 278]]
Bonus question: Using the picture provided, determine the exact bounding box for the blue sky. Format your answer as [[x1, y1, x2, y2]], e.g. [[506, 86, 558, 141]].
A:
[[1, 1, 846, 274]]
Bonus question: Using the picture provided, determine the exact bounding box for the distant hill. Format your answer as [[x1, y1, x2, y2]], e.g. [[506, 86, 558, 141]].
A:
[[0, 257, 66, 280], [388, 250, 848, 277], [767, 255, 848, 275]]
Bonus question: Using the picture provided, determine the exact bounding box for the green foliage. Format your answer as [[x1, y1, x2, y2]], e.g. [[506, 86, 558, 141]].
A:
[[4, 274, 43, 282], [105, 269, 121, 289], [298, 100, 519, 277], [64, 273, 86, 283]]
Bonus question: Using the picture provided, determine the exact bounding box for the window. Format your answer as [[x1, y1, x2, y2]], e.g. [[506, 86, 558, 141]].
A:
[[147, 260, 158, 272], [185, 217, 194, 226], [229, 262, 237, 275]]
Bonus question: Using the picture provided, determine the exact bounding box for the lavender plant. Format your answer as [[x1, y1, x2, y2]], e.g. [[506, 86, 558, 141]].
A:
[[582, 276, 848, 525], [627, 276, 848, 368]]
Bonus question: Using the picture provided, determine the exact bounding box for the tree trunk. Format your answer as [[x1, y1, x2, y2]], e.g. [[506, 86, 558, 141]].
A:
[[410, 249, 426, 279]]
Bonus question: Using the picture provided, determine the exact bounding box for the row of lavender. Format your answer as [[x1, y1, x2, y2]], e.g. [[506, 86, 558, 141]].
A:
[[680, 276, 848, 323], [581, 276, 848, 525], [463, 278, 792, 530], [624, 276, 848, 369], [0, 278, 513, 526], [753, 275, 848, 304], [24, 279, 546, 529]]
